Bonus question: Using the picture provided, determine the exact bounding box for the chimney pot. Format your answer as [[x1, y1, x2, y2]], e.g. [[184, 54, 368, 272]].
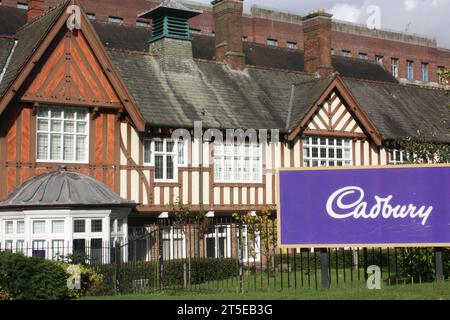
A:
[[302, 10, 334, 77], [27, 0, 46, 23]]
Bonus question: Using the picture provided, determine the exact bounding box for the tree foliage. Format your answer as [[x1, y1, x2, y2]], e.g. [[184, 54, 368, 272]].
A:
[[233, 207, 277, 272]]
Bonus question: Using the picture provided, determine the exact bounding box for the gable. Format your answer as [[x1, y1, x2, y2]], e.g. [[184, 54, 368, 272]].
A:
[[19, 29, 120, 107], [0, 1, 145, 131], [288, 76, 382, 146], [305, 91, 364, 136]]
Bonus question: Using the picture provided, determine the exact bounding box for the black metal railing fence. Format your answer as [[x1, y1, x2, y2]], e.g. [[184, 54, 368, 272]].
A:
[[1, 222, 449, 296]]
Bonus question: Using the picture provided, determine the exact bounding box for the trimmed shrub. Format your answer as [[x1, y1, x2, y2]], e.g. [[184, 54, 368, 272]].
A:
[[89, 257, 240, 295], [62, 264, 105, 299], [159, 257, 239, 287], [0, 251, 68, 300]]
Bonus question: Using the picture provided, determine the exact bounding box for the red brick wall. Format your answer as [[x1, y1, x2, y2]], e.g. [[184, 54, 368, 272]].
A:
[[4, 0, 449, 82]]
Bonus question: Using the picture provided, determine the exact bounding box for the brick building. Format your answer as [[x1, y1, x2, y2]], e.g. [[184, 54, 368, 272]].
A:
[[1, 0, 449, 85]]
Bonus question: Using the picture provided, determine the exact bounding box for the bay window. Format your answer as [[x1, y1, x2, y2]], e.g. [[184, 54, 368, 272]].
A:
[[143, 138, 187, 182], [214, 142, 262, 183], [303, 137, 352, 167], [36, 106, 89, 163]]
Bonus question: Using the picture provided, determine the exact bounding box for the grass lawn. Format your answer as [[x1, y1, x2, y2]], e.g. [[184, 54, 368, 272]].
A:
[[82, 281, 450, 300]]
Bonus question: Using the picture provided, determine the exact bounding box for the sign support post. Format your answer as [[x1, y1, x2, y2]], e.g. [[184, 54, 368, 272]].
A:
[[320, 248, 330, 289], [435, 247, 444, 283]]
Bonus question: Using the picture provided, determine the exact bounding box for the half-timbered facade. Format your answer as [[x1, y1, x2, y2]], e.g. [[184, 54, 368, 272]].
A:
[[0, 0, 448, 257]]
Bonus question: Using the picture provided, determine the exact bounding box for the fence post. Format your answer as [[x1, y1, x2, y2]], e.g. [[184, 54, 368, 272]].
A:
[[158, 225, 164, 290], [320, 248, 330, 289], [238, 221, 244, 294], [363, 248, 369, 281], [114, 241, 122, 295], [435, 247, 444, 283]]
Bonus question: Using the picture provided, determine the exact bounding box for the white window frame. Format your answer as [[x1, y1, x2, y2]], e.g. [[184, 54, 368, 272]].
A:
[[51, 240, 65, 260], [162, 227, 186, 260], [51, 220, 65, 234], [341, 50, 351, 58], [17, 2, 28, 10], [358, 53, 367, 60], [286, 42, 297, 49], [375, 55, 383, 65], [421, 63, 429, 82], [73, 219, 86, 233], [237, 226, 261, 262], [214, 142, 262, 183], [205, 225, 231, 258], [36, 106, 89, 164], [266, 38, 278, 46], [5, 220, 14, 234], [407, 60, 414, 81], [5, 240, 13, 251], [108, 16, 123, 24], [16, 220, 25, 234], [389, 149, 408, 165], [33, 220, 46, 234], [391, 58, 399, 78], [303, 137, 352, 168], [143, 138, 188, 182], [16, 240, 25, 254]]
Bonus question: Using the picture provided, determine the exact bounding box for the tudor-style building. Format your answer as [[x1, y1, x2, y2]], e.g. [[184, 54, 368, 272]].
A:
[[0, 0, 448, 259]]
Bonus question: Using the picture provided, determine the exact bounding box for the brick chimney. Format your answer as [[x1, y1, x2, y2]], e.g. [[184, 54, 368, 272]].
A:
[[28, 0, 45, 23], [302, 10, 334, 77], [211, 0, 245, 70]]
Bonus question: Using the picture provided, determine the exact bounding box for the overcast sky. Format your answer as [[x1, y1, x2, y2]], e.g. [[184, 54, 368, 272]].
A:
[[190, 0, 450, 48]]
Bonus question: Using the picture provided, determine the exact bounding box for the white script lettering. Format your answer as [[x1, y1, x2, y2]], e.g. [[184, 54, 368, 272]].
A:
[[326, 186, 433, 226]]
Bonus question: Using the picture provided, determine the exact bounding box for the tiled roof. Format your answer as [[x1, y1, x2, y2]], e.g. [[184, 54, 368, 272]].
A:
[[0, 167, 135, 209], [108, 48, 314, 130], [0, 5, 448, 144], [0, 1, 69, 98], [345, 79, 450, 143], [0, 37, 15, 78]]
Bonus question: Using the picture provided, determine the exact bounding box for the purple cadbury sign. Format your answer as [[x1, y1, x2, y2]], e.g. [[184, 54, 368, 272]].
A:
[[278, 166, 450, 247]]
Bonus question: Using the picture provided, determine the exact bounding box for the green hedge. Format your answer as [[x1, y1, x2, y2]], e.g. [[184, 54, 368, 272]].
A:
[[0, 251, 68, 300], [90, 257, 239, 295]]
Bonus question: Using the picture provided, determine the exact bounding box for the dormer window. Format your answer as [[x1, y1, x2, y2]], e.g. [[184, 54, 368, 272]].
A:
[[36, 107, 89, 163]]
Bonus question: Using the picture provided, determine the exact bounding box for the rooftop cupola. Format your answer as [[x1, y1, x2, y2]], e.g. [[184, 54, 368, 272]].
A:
[[139, 0, 202, 44], [138, 0, 202, 72]]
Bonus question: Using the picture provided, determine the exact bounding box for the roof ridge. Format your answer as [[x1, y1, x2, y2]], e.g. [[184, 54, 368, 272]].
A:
[[293, 75, 334, 86], [106, 47, 158, 56], [332, 54, 380, 66], [15, 0, 69, 33], [342, 76, 448, 91], [194, 58, 312, 75], [244, 63, 310, 75], [0, 35, 17, 40], [92, 19, 151, 30]]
